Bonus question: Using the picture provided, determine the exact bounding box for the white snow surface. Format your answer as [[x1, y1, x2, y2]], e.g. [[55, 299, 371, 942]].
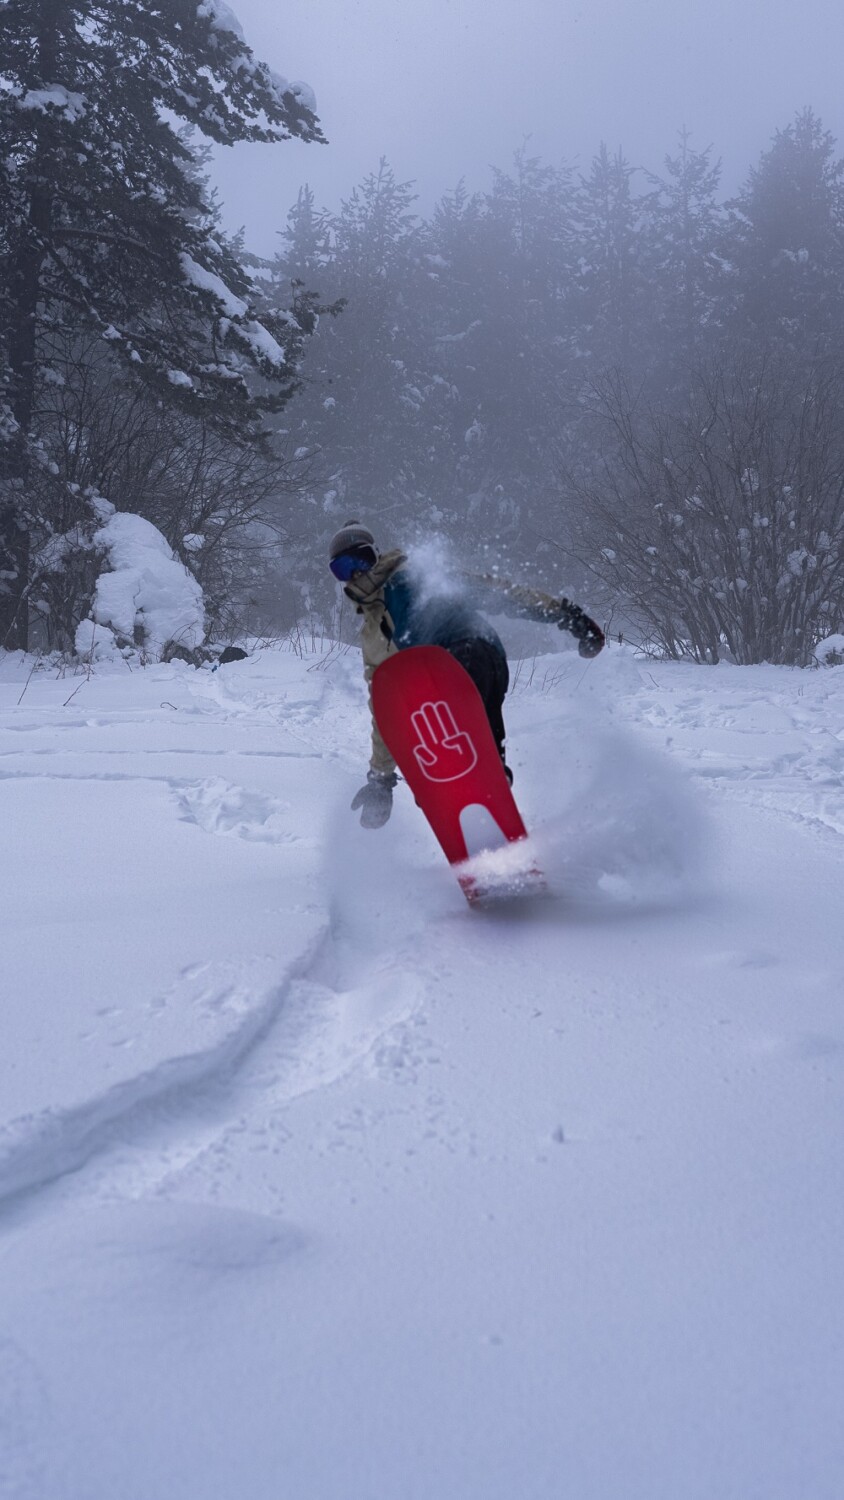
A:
[[1, 640, 843, 1498], [83, 511, 205, 656]]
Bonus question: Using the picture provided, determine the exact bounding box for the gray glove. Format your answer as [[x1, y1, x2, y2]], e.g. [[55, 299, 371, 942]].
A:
[[351, 770, 398, 829]]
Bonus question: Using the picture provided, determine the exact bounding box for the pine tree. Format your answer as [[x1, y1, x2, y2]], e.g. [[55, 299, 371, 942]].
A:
[[645, 129, 725, 378], [277, 185, 332, 289], [423, 151, 578, 545], [0, 0, 323, 648], [477, 151, 577, 513], [422, 180, 491, 533], [728, 109, 844, 350], [277, 161, 429, 519], [574, 144, 645, 375]]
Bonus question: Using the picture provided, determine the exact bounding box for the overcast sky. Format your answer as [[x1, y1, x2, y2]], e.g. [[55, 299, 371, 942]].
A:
[[211, 0, 844, 257]]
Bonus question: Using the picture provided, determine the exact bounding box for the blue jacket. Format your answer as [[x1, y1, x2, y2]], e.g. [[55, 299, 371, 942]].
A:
[[384, 567, 507, 660]]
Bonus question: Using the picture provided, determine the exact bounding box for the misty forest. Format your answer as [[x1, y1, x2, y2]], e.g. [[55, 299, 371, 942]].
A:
[[3, 0, 844, 669]]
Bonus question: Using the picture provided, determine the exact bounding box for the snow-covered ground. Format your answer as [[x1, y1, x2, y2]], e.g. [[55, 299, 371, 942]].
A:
[[1, 637, 842, 1499]]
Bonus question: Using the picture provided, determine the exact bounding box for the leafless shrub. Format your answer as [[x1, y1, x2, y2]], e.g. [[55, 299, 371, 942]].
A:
[[569, 356, 844, 663]]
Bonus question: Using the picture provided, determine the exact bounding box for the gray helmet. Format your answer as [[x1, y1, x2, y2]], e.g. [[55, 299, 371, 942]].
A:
[[328, 520, 378, 563]]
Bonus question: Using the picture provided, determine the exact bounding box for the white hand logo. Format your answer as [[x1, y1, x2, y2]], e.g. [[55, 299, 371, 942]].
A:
[[411, 700, 478, 782]]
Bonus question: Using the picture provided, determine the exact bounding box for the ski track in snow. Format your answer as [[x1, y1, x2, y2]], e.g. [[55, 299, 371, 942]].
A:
[[0, 652, 424, 1216], [0, 945, 323, 1210], [0, 915, 436, 1215]]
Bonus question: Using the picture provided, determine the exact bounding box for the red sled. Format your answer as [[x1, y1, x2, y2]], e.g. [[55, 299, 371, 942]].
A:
[[371, 645, 542, 903]]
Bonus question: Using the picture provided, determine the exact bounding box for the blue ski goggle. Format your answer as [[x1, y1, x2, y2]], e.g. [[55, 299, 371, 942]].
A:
[[329, 552, 374, 583]]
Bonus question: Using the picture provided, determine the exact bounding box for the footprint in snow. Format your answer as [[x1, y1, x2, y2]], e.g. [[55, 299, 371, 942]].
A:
[[175, 777, 295, 844]]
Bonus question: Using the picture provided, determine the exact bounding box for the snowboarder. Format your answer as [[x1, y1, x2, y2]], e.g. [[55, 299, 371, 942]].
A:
[[329, 521, 605, 828]]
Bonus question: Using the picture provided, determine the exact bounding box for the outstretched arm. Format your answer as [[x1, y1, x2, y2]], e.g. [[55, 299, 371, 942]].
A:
[[466, 574, 605, 658]]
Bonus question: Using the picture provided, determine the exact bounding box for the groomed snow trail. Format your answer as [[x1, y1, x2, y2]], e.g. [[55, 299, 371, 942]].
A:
[[1, 644, 842, 1499]]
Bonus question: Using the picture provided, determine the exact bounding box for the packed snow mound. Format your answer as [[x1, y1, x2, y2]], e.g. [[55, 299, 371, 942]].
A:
[[814, 633, 844, 665], [79, 511, 205, 658], [73, 618, 121, 662]]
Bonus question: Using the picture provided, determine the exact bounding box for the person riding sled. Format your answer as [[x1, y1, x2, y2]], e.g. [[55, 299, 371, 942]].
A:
[[328, 521, 605, 828]]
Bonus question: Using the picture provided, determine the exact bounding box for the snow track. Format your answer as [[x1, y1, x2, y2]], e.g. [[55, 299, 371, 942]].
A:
[[1, 645, 843, 1499], [0, 944, 325, 1210]]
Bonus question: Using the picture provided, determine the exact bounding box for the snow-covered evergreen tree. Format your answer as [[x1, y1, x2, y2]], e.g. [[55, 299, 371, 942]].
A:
[[0, 0, 323, 648]]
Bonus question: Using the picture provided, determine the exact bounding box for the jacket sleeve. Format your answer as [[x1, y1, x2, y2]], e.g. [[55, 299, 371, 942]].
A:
[[343, 550, 407, 777], [464, 573, 605, 654], [465, 573, 571, 625]]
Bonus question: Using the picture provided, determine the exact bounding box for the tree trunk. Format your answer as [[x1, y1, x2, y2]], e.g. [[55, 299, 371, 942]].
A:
[[0, 1, 56, 650]]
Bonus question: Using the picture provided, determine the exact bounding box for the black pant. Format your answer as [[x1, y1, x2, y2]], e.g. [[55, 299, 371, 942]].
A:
[[447, 638, 510, 761]]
